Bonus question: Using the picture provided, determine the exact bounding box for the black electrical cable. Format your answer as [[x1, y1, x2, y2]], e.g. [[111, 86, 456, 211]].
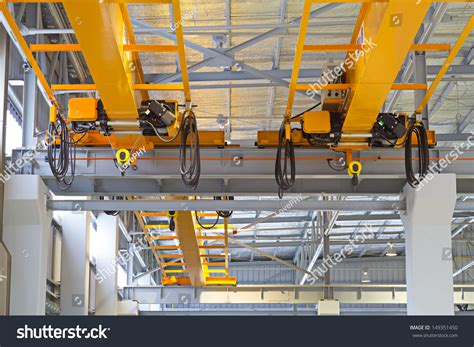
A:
[[179, 109, 201, 189], [274, 123, 296, 199], [145, 120, 182, 143], [47, 114, 77, 190], [214, 196, 234, 218], [405, 120, 430, 188], [195, 212, 220, 229], [100, 196, 121, 216], [291, 102, 321, 119]]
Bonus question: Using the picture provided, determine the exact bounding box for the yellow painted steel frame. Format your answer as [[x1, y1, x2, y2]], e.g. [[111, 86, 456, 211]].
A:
[[70, 130, 225, 150], [416, 15, 474, 114], [0, 0, 193, 148], [61, 1, 144, 119], [0, 2, 59, 109], [168, 197, 205, 287], [285, 0, 313, 119], [139, 197, 235, 287], [285, 0, 472, 148], [342, 0, 432, 133], [256, 128, 437, 148]]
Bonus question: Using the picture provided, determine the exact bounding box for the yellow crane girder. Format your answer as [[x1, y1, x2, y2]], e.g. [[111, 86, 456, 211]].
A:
[[62, 1, 140, 119], [342, 0, 432, 133]]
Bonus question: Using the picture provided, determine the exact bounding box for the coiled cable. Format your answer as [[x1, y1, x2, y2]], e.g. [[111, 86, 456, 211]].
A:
[[179, 109, 201, 189], [47, 114, 78, 190], [214, 196, 234, 218], [274, 123, 295, 198], [195, 211, 219, 229], [405, 120, 430, 188]]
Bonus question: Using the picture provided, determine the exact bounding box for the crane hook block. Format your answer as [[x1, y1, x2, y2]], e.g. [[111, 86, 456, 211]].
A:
[[116, 149, 130, 165]]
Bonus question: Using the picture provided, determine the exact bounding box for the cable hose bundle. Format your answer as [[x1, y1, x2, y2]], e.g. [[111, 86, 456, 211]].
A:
[[405, 121, 430, 188], [100, 196, 122, 216], [275, 123, 296, 198], [47, 115, 78, 190], [195, 212, 219, 229], [179, 109, 201, 189], [214, 196, 234, 218]]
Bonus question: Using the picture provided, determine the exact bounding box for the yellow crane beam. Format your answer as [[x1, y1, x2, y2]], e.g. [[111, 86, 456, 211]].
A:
[[62, 1, 140, 119], [342, 0, 432, 133], [416, 16, 474, 115], [167, 198, 205, 287]]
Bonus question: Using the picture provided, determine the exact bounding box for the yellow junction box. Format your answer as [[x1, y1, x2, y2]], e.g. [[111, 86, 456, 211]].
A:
[[302, 110, 331, 134], [68, 98, 98, 122]]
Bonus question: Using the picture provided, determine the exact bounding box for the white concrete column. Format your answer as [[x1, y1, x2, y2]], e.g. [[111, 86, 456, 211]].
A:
[[401, 174, 456, 315], [3, 176, 52, 315], [95, 213, 119, 315], [60, 212, 91, 315], [0, 21, 11, 316]]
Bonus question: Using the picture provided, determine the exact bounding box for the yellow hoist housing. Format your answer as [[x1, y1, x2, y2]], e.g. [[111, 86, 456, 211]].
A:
[[301, 111, 331, 135], [68, 98, 98, 122]]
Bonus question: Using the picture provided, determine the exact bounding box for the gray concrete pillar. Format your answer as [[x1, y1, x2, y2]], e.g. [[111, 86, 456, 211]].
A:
[[3, 175, 52, 315], [401, 174, 456, 315], [95, 213, 119, 315], [60, 212, 91, 315]]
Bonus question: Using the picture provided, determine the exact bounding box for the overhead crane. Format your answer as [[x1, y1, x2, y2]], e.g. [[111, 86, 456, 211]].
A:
[[0, 0, 473, 287], [269, 0, 474, 195], [0, 0, 234, 286]]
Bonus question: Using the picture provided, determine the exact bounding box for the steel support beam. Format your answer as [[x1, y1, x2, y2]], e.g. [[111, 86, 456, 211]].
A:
[[436, 133, 474, 142], [13, 147, 474, 196], [453, 260, 474, 278], [143, 65, 474, 84], [458, 109, 474, 134], [266, 0, 287, 127], [122, 284, 474, 305], [416, 17, 474, 116], [142, 3, 339, 83], [21, 68, 37, 148], [134, 4, 340, 100], [48, 199, 406, 212], [431, 47, 474, 119], [385, 3, 448, 112], [21, 4, 38, 149], [300, 207, 339, 284], [413, 52, 429, 128], [46, 199, 474, 213]]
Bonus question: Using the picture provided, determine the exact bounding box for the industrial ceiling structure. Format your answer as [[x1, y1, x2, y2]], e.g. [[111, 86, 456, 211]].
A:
[[0, 0, 473, 316]]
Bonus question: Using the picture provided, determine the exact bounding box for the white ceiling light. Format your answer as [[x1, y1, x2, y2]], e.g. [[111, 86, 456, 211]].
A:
[[361, 267, 371, 283]]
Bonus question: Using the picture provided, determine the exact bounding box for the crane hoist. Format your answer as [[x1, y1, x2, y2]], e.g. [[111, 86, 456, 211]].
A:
[[2, 0, 235, 287], [267, 0, 474, 197]]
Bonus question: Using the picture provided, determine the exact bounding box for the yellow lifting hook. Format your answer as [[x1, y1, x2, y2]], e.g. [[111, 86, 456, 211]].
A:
[[116, 149, 130, 165], [347, 161, 362, 187]]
